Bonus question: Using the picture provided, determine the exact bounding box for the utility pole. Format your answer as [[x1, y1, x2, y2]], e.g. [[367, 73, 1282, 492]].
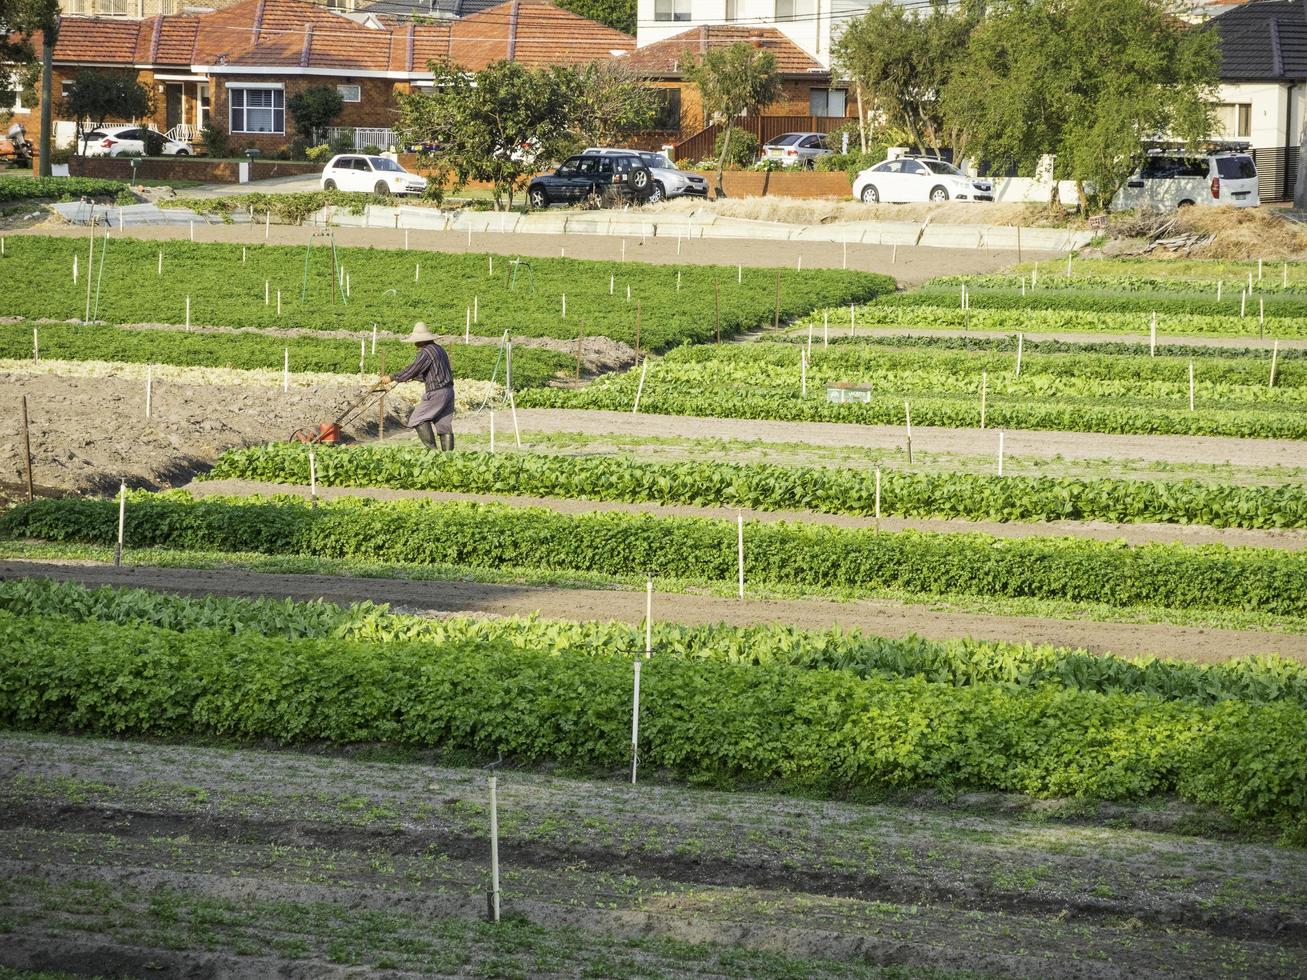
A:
[[39, 10, 59, 178]]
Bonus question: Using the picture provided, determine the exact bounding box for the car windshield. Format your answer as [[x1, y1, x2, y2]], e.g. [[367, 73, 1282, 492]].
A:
[[369, 157, 405, 172], [771, 134, 803, 146], [922, 160, 964, 176], [1216, 155, 1256, 180], [642, 153, 675, 170]]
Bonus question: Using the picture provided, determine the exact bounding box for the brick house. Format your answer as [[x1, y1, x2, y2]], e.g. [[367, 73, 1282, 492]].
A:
[[620, 25, 853, 160], [21, 0, 636, 156]]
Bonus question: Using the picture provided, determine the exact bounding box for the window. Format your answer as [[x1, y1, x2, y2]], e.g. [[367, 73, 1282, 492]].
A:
[[809, 87, 847, 118], [1214, 102, 1251, 139], [650, 88, 681, 131], [337, 84, 361, 103], [901, 160, 926, 175], [775, 0, 813, 20], [1140, 156, 1206, 179], [1216, 155, 1256, 180], [1, 72, 26, 113], [654, 0, 690, 21], [229, 86, 284, 134]]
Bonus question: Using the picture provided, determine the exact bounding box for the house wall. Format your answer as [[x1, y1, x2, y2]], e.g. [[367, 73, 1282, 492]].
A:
[[647, 76, 852, 140], [1215, 81, 1304, 200], [211, 74, 403, 155], [635, 0, 876, 67]]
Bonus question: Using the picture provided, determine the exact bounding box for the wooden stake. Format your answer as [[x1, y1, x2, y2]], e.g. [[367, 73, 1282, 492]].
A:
[[631, 654, 642, 785], [20, 397, 34, 506], [488, 772, 501, 922], [32, 328, 38, 361], [714, 283, 721, 343], [308, 446, 318, 507], [378, 351, 386, 441]]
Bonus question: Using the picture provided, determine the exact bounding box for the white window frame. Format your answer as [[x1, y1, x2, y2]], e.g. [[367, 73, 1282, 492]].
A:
[[228, 84, 285, 135], [1214, 102, 1251, 140], [2, 71, 28, 113], [337, 84, 361, 103], [654, 0, 690, 21]]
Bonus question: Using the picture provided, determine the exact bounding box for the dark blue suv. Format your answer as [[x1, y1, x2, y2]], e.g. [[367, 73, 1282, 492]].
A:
[[526, 154, 654, 208]]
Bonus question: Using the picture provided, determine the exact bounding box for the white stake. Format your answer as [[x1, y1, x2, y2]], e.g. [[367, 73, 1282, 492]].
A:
[[73, 254, 78, 284], [621, 239, 626, 262], [996, 431, 1005, 476], [980, 369, 987, 429], [645, 578, 653, 657], [1015, 333, 1023, 377], [1217, 280, 1222, 301], [626, 285, 631, 302], [474, 296, 479, 323], [823, 310, 829, 347], [632, 358, 649, 413], [1282, 262, 1288, 288], [242, 246, 247, 264], [561, 293, 566, 319], [371, 324, 377, 355], [145, 366, 152, 419], [737, 511, 745, 599], [1249, 270, 1255, 291], [276, 290, 281, 316], [509, 389, 521, 447], [404, 229, 409, 250], [415, 262, 420, 283], [308, 445, 317, 504], [676, 271, 681, 291], [1066, 253, 1072, 276], [489, 411, 496, 452], [800, 349, 807, 398], [1269, 340, 1279, 388], [360, 339, 366, 373], [265, 280, 269, 305], [489, 256, 493, 275], [158, 250, 163, 276], [737, 264, 742, 284], [32, 328, 38, 361], [874, 467, 881, 520], [1188, 360, 1195, 411], [115, 481, 126, 567], [265, 209, 270, 240], [488, 773, 501, 923], [1258, 258, 1263, 281], [797, 254, 802, 271], [891, 243, 897, 264], [842, 239, 847, 269], [283, 348, 289, 392], [466, 308, 471, 342], [467, 225, 472, 248], [185, 296, 191, 328], [560, 246, 564, 258], [610, 274, 614, 295], [346, 273, 351, 299], [189, 220, 194, 242], [1150, 312, 1157, 356], [631, 654, 642, 785], [1241, 289, 1247, 317], [1033, 262, 1038, 287]]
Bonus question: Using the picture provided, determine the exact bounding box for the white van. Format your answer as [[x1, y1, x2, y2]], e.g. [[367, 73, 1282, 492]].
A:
[[1114, 150, 1259, 210]]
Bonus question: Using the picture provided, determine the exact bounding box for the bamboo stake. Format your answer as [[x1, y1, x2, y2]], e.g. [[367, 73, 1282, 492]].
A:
[[487, 772, 500, 922], [714, 284, 721, 343], [20, 395, 34, 503]]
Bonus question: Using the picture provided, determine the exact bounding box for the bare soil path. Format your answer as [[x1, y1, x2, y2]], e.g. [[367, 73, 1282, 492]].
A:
[[3, 558, 1301, 662], [0, 732, 1302, 979], [464, 408, 1307, 467], [191, 477, 1307, 552], [22, 221, 1034, 287]]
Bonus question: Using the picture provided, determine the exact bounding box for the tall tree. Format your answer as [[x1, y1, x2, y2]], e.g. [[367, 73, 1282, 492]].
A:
[[287, 85, 345, 146], [562, 61, 656, 147], [946, 0, 1218, 211], [62, 70, 153, 155], [1, 0, 59, 174], [683, 42, 782, 198], [834, 1, 980, 160], [396, 60, 573, 209]]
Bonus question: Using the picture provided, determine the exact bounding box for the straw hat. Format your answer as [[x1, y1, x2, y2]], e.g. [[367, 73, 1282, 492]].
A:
[[408, 321, 439, 344]]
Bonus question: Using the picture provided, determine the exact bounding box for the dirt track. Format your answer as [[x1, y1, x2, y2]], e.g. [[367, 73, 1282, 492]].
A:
[[1, 732, 1303, 979], [192, 477, 1307, 552], [462, 408, 1307, 468], [3, 559, 1300, 662]]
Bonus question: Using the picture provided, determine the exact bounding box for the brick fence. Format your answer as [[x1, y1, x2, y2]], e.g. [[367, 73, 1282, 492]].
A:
[[68, 156, 321, 182]]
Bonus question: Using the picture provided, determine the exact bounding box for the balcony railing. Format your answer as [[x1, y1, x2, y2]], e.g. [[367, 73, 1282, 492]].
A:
[[325, 127, 397, 152]]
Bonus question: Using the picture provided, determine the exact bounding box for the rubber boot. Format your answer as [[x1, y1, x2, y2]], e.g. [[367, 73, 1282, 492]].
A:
[[438, 432, 455, 452], [415, 422, 437, 450]]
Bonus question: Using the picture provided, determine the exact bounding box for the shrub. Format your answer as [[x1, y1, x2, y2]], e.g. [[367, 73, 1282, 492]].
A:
[[200, 122, 228, 158], [304, 144, 334, 163], [712, 129, 760, 168], [361, 143, 383, 155]]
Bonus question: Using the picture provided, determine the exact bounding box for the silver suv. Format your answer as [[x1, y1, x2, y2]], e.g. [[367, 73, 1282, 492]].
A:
[[582, 147, 709, 203]]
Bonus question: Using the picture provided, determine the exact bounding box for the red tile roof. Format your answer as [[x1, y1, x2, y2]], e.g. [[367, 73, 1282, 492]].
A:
[[624, 25, 824, 76], [47, 0, 634, 75]]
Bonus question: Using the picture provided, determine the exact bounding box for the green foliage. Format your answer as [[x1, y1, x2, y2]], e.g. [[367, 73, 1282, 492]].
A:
[[816, 148, 889, 183], [0, 175, 127, 202], [523, 342, 1307, 439], [200, 121, 228, 158], [560, 61, 657, 146], [7, 576, 1303, 708], [61, 69, 153, 149], [0, 323, 567, 386], [685, 42, 782, 192], [304, 144, 334, 163], [1, 609, 1303, 833], [287, 85, 345, 144], [0, 235, 891, 349], [712, 129, 760, 168], [209, 443, 1307, 530], [5, 492, 1303, 615], [554, 0, 634, 32], [887, 282, 1307, 319], [945, 0, 1219, 208]]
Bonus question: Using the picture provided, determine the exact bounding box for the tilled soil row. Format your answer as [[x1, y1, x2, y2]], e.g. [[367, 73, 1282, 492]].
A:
[[3, 558, 1302, 662], [191, 476, 1307, 552]]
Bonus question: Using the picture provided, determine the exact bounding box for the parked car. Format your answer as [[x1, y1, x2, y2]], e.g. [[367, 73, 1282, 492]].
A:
[[79, 125, 192, 157], [1114, 150, 1259, 210], [853, 157, 993, 204], [320, 154, 428, 196], [581, 147, 708, 203], [761, 132, 833, 169], [526, 153, 653, 208]]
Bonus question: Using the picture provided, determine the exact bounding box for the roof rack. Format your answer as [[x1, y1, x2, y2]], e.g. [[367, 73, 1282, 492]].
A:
[[1142, 139, 1251, 155]]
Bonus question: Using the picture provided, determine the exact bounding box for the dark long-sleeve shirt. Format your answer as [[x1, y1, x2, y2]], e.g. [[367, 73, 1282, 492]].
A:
[[392, 343, 453, 394]]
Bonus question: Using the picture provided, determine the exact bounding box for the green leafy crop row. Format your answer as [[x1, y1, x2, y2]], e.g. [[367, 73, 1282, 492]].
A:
[[1, 324, 569, 388], [929, 272, 1307, 297], [0, 236, 894, 349], [4, 493, 1303, 614], [5, 577, 1302, 707], [209, 444, 1307, 529], [1, 610, 1302, 834], [886, 284, 1307, 318], [0, 176, 128, 203], [523, 344, 1307, 439]]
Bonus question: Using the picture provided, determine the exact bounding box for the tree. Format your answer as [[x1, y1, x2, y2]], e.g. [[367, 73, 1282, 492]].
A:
[[561, 61, 657, 146], [684, 42, 782, 198], [1, 0, 59, 174], [555, 0, 634, 34], [396, 60, 573, 209], [62, 70, 152, 156], [834, 1, 980, 160], [946, 0, 1218, 211], [287, 85, 344, 146]]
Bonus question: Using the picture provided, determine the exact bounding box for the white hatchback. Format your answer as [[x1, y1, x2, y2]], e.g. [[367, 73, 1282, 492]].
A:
[[321, 154, 428, 196], [80, 125, 192, 157], [854, 157, 993, 204]]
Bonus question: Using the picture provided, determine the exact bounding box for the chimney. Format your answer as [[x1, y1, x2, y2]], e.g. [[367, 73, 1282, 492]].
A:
[[748, 29, 764, 48]]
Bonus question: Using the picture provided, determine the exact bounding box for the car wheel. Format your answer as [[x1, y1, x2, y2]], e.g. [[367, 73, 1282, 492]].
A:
[[930, 186, 950, 203], [528, 186, 548, 209], [1178, 199, 1195, 208], [804, 159, 815, 171], [174, 149, 189, 156], [324, 178, 337, 191], [631, 168, 651, 197], [648, 181, 664, 204], [374, 181, 391, 196], [861, 185, 879, 204]]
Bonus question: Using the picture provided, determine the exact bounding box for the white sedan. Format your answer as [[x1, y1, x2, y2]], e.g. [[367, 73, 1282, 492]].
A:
[[80, 125, 192, 157], [321, 154, 427, 196], [854, 157, 993, 204]]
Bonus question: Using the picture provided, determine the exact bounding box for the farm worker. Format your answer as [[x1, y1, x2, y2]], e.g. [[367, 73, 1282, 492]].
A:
[[381, 322, 455, 451]]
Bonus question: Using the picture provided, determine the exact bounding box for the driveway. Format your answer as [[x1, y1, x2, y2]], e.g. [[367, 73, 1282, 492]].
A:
[[181, 173, 322, 197]]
